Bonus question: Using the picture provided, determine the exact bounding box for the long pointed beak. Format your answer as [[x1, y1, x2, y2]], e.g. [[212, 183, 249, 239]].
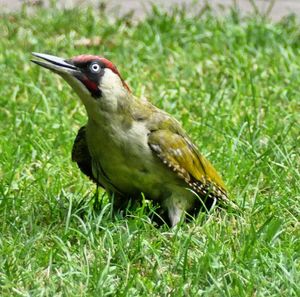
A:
[[31, 52, 78, 75]]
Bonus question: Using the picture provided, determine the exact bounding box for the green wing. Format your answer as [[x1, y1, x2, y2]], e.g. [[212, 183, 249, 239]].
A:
[[72, 126, 101, 186], [148, 129, 228, 201]]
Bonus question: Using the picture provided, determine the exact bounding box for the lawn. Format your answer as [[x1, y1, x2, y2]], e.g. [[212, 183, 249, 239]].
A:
[[0, 3, 299, 296]]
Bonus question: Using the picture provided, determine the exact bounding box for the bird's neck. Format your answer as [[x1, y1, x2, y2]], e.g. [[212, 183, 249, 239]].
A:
[[85, 90, 134, 133]]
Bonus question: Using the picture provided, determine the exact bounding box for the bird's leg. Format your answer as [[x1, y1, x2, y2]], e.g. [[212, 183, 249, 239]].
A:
[[92, 185, 104, 212], [109, 192, 130, 216]]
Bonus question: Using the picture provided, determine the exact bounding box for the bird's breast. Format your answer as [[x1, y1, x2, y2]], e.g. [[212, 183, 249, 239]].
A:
[[85, 118, 174, 198]]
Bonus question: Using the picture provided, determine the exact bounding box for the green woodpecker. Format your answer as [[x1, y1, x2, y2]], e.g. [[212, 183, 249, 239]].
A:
[[32, 52, 228, 226]]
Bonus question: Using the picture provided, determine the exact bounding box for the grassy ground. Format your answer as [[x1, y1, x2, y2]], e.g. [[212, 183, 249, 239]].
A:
[[0, 4, 299, 296]]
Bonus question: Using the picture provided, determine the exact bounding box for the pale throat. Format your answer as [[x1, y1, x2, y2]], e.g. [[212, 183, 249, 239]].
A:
[[84, 69, 131, 126]]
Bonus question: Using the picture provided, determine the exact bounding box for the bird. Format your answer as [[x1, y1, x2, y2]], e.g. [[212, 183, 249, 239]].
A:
[[32, 52, 229, 226]]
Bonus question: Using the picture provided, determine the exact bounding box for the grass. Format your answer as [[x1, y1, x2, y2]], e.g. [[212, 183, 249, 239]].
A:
[[0, 3, 299, 296]]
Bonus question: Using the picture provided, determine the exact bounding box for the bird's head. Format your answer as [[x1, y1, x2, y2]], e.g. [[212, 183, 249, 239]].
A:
[[32, 52, 131, 118]]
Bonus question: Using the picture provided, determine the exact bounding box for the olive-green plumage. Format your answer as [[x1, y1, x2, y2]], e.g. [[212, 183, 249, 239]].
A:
[[32, 52, 229, 226], [130, 96, 227, 200]]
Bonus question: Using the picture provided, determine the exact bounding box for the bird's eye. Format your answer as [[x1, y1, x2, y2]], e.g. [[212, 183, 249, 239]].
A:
[[90, 63, 101, 73]]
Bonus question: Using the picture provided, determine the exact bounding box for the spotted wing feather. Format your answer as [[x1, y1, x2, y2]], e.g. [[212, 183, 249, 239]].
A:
[[148, 129, 228, 201]]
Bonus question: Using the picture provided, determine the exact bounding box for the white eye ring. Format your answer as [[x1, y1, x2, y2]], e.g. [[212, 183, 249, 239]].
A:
[[90, 63, 101, 73]]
